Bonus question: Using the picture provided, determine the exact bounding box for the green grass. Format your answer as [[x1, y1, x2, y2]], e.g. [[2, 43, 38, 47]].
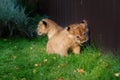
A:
[[0, 36, 120, 80]]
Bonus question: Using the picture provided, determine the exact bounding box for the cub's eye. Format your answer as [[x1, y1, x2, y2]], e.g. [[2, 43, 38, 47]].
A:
[[76, 36, 80, 39], [82, 32, 86, 35]]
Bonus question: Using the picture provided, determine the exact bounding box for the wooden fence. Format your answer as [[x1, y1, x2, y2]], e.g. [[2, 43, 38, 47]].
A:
[[41, 0, 120, 54]]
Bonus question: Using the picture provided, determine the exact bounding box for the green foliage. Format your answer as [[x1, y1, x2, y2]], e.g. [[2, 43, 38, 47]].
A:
[[0, 37, 120, 80], [16, 0, 45, 16], [0, 0, 38, 38]]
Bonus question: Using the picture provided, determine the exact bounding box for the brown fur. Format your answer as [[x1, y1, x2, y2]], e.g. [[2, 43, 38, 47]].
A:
[[46, 28, 80, 56], [68, 20, 89, 44], [36, 18, 62, 39], [46, 20, 89, 56], [65, 20, 89, 54]]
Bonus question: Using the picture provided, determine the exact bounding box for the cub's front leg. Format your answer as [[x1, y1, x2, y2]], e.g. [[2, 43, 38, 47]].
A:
[[72, 45, 80, 54], [46, 41, 55, 54]]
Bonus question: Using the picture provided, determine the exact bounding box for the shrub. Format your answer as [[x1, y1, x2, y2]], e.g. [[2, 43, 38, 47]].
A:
[[0, 0, 37, 38], [16, 0, 46, 16]]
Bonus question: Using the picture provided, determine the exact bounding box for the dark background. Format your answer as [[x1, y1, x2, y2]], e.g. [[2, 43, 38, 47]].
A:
[[40, 0, 120, 55]]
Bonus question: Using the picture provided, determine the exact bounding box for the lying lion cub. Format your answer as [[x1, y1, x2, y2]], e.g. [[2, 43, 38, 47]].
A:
[[36, 18, 88, 56]]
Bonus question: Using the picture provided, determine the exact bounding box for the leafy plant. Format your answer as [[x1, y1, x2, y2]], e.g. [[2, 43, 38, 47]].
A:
[[0, 0, 37, 38], [16, 0, 44, 17]]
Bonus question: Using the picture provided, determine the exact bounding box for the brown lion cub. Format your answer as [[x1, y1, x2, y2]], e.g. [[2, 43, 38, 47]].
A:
[[68, 20, 89, 44], [36, 18, 62, 39], [68, 20, 89, 54]]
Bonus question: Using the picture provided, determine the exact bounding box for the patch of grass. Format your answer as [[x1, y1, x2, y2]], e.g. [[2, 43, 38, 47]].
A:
[[0, 36, 120, 80]]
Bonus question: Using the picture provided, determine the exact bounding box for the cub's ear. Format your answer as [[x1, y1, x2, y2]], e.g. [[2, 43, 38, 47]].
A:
[[42, 21, 47, 27], [80, 20, 88, 30], [81, 20, 88, 26], [66, 26, 70, 31]]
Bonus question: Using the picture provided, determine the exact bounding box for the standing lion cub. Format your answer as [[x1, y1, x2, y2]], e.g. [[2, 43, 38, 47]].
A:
[[36, 18, 89, 56]]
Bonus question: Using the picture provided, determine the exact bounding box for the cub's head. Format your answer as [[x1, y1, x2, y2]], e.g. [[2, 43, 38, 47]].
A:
[[66, 20, 89, 44], [36, 19, 49, 35]]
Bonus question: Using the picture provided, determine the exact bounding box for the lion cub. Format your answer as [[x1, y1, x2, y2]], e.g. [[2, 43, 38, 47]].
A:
[[68, 20, 89, 44], [36, 18, 62, 39]]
